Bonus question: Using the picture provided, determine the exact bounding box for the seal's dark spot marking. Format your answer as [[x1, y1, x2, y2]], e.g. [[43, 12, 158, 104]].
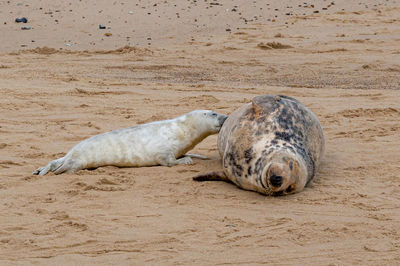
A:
[[254, 157, 265, 175], [285, 145, 295, 154], [275, 131, 294, 142], [226, 150, 244, 177], [247, 166, 253, 175], [244, 148, 253, 163], [232, 164, 243, 177], [262, 148, 273, 157]]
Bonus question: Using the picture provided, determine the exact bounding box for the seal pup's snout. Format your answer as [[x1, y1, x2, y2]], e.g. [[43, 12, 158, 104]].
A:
[[218, 114, 228, 126]]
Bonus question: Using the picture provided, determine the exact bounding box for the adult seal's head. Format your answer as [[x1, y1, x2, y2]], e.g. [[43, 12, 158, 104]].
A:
[[194, 95, 325, 196], [260, 152, 308, 194]]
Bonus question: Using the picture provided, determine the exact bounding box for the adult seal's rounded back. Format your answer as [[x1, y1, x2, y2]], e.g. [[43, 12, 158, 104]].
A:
[[33, 110, 228, 175], [194, 95, 325, 195]]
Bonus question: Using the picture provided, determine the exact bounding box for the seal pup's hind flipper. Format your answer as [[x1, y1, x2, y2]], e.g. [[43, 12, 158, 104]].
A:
[[32, 157, 66, 176], [193, 171, 232, 183]]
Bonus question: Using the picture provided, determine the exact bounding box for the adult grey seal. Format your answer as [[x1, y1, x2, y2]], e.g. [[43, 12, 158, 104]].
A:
[[194, 95, 325, 195], [33, 110, 228, 175]]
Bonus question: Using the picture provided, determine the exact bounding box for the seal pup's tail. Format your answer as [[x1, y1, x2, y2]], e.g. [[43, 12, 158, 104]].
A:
[[32, 157, 66, 176]]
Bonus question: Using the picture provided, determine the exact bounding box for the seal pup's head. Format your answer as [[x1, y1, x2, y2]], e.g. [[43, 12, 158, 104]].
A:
[[260, 152, 308, 195], [185, 110, 228, 134]]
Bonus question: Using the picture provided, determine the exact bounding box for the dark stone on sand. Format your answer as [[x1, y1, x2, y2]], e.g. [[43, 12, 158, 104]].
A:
[[15, 17, 28, 23], [99, 24, 106, 29]]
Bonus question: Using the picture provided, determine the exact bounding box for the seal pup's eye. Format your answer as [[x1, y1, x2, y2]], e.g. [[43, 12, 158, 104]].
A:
[[212, 113, 217, 117]]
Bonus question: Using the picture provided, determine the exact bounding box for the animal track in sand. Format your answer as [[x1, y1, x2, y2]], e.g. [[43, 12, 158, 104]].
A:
[[0, 160, 23, 167], [69, 87, 137, 96], [72, 174, 134, 192], [257, 41, 293, 50], [337, 93, 383, 98], [105, 64, 187, 71], [361, 63, 400, 72], [55, 221, 88, 232], [336, 107, 399, 119], [75, 181, 126, 192], [11, 46, 152, 56], [50, 211, 70, 221], [135, 114, 165, 124], [335, 125, 400, 141], [179, 94, 220, 106], [326, 107, 399, 141]]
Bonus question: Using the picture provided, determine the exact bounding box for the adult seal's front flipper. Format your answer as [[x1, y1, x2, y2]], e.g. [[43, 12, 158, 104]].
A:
[[193, 171, 232, 183]]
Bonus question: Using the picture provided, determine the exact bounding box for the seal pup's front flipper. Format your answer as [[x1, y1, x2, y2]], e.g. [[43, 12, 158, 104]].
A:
[[184, 153, 209, 160], [158, 152, 194, 166], [193, 171, 232, 183]]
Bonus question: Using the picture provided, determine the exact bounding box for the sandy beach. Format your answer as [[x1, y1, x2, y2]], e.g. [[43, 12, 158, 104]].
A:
[[1, 0, 399, 264]]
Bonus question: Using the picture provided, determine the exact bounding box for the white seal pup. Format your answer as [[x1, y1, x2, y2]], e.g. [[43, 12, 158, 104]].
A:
[[193, 95, 325, 196], [33, 110, 228, 175]]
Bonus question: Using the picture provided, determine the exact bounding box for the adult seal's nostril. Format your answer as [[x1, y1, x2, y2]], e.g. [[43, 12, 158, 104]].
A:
[[269, 175, 283, 187]]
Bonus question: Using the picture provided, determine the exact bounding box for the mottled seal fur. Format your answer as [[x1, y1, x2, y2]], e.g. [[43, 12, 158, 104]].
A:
[[33, 110, 228, 175], [194, 95, 325, 195]]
